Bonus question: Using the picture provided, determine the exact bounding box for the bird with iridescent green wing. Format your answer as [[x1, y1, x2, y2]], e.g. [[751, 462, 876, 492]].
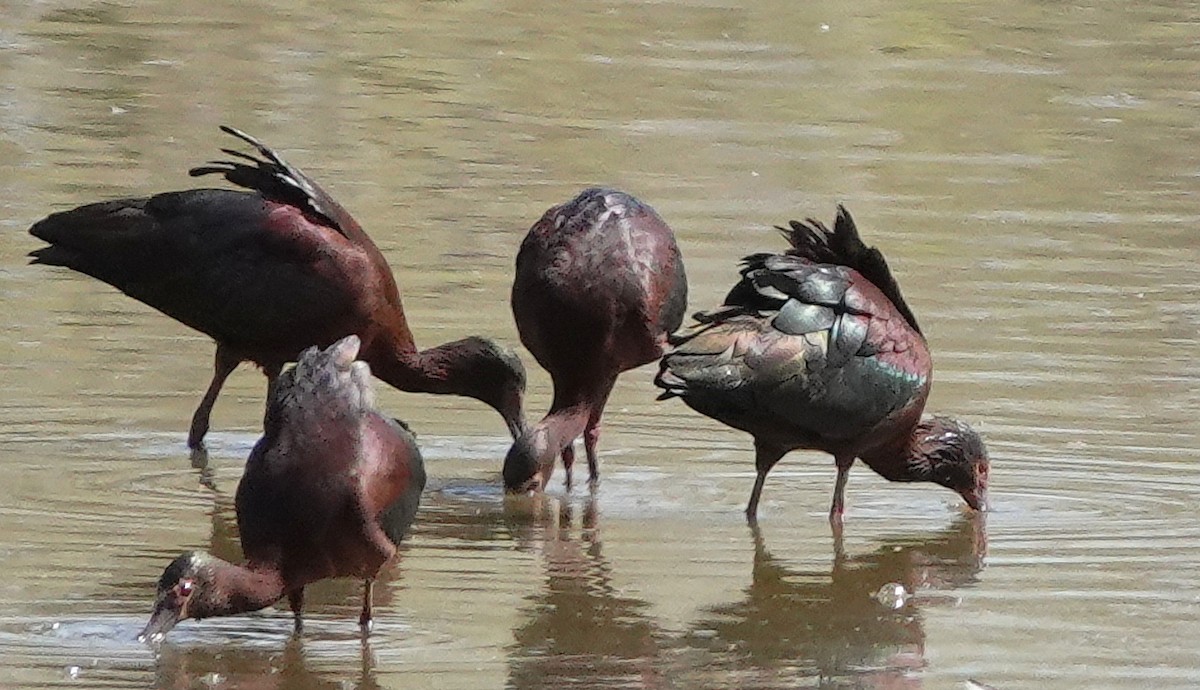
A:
[[655, 205, 988, 524]]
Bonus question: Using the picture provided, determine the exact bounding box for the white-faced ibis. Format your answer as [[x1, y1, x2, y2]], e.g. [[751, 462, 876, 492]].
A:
[[504, 188, 688, 492], [655, 206, 988, 523], [140, 335, 425, 639], [28, 127, 526, 449]]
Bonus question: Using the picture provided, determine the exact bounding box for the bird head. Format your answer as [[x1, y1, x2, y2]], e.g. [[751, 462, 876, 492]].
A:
[[444, 337, 528, 439], [914, 416, 990, 511], [139, 551, 218, 642], [503, 428, 551, 494]]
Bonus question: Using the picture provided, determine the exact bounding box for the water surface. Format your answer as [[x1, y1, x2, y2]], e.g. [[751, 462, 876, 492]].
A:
[[1, 1, 1199, 688]]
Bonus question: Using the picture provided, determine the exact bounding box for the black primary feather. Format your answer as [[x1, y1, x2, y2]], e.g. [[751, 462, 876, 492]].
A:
[[188, 126, 343, 235], [776, 205, 921, 334]]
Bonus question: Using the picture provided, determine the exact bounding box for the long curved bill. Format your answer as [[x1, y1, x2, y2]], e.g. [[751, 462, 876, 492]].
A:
[[961, 487, 988, 512], [138, 602, 182, 643]]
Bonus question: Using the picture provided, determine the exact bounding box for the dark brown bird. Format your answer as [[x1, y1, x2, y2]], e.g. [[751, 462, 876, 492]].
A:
[[28, 126, 526, 449], [655, 206, 988, 523], [140, 335, 425, 640], [504, 188, 688, 492]]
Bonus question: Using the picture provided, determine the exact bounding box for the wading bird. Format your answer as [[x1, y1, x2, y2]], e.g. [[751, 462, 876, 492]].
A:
[[655, 206, 987, 523], [141, 335, 425, 639], [504, 188, 688, 492], [29, 127, 526, 449]]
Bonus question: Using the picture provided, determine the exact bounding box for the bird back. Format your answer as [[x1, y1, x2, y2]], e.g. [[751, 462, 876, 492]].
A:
[[657, 207, 931, 451]]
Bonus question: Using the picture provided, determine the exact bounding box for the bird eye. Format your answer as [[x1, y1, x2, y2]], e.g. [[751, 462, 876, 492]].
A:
[[178, 580, 195, 597]]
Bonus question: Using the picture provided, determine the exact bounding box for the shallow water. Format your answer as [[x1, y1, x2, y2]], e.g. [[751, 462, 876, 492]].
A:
[[2, 1, 1199, 688]]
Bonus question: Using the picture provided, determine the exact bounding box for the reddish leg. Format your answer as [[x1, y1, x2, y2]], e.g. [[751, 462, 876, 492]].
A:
[[188, 345, 240, 449], [583, 379, 616, 485], [829, 454, 855, 525]]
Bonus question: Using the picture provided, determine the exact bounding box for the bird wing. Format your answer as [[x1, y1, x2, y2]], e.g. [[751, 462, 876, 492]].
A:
[[189, 126, 374, 248], [657, 258, 926, 444], [28, 189, 369, 351], [236, 416, 384, 582], [368, 415, 426, 548], [702, 255, 873, 367]]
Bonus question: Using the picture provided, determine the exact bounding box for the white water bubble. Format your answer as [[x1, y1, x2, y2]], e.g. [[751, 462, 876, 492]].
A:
[[874, 582, 910, 610]]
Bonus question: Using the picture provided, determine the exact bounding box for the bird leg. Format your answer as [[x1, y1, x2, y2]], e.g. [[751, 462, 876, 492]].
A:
[[287, 587, 305, 633], [829, 455, 855, 525], [583, 379, 616, 486], [746, 441, 787, 524], [359, 579, 374, 632], [561, 443, 576, 490], [526, 402, 593, 493], [188, 346, 241, 449], [359, 628, 376, 676], [583, 412, 603, 486]]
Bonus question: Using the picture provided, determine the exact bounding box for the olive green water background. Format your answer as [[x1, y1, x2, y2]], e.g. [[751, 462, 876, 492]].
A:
[[1, 1, 1198, 688]]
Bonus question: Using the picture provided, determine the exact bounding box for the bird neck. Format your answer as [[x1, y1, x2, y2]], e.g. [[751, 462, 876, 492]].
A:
[[364, 336, 445, 393], [369, 323, 519, 398], [857, 424, 937, 484], [504, 403, 592, 489], [535, 403, 594, 460], [366, 335, 527, 439], [529, 375, 616, 458], [192, 559, 287, 620]]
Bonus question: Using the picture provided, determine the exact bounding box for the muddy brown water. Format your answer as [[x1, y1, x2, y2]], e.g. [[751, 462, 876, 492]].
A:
[[1, 1, 1198, 688]]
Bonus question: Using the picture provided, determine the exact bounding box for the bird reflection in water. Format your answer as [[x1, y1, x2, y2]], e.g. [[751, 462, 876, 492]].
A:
[[152, 634, 381, 690], [505, 497, 669, 690], [685, 515, 987, 689]]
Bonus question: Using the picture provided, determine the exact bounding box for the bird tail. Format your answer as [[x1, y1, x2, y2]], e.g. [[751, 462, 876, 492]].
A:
[[27, 197, 159, 283], [777, 205, 921, 335], [776, 204, 870, 266], [27, 244, 73, 267]]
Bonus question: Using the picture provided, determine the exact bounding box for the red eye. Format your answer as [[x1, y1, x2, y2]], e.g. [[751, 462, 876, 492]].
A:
[[178, 580, 195, 597]]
